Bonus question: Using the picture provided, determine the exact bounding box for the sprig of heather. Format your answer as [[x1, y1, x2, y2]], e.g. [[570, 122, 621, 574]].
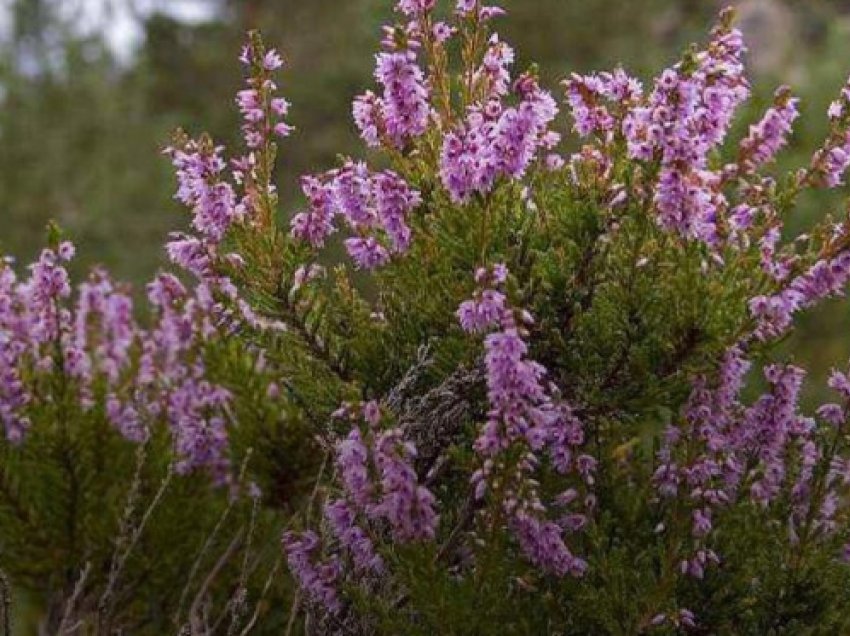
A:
[[332, 401, 438, 542], [749, 226, 850, 341], [616, 10, 749, 244], [236, 38, 292, 152], [168, 139, 241, 249], [0, 243, 237, 477], [281, 531, 342, 615], [137, 274, 236, 479], [440, 72, 558, 203], [809, 73, 850, 188], [232, 34, 293, 235], [353, 12, 431, 150], [0, 244, 74, 442], [351, 0, 562, 207], [563, 69, 643, 139], [290, 163, 421, 270], [657, 341, 850, 593], [165, 35, 292, 337], [736, 86, 799, 174], [475, 34, 515, 100], [283, 402, 437, 615], [375, 50, 431, 148], [459, 265, 592, 577]]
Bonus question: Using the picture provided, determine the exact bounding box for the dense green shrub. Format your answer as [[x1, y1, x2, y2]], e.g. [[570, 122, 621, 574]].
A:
[[4, 2, 850, 634]]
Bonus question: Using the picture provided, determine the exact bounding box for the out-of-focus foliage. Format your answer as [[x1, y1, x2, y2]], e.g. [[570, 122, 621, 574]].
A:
[[0, 0, 385, 283], [3, 0, 841, 284]]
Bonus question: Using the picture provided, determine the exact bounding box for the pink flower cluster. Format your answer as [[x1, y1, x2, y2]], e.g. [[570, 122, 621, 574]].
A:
[[351, 1, 559, 207], [0, 244, 236, 479], [353, 13, 431, 150], [283, 402, 437, 613], [281, 531, 342, 614], [375, 50, 431, 148], [0, 244, 74, 442], [625, 16, 749, 243], [290, 162, 421, 270], [812, 74, 850, 187], [139, 275, 235, 478], [332, 401, 439, 543], [459, 265, 592, 577], [657, 338, 850, 584], [563, 69, 643, 138], [749, 242, 850, 341], [737, 86, 799, 173], [169, 142, 242, 252], [165, 36, 293, 335], [440, 72, 559, 203], [2, 33, 290, 477], [236, 40, 293, 150]]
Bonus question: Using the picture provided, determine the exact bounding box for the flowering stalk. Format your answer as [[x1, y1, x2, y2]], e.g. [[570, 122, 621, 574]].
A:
[[235, 32, 292, 230], [290, 163, 421, 270], [283, 401, 437, 613], [459, 265, 592, 577]]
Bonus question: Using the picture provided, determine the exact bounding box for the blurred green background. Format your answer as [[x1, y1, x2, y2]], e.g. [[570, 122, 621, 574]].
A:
[[2, 0, 850, 401]]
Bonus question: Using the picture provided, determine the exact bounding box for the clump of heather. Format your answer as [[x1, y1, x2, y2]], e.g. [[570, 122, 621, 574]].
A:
[[6, 1, 850, 633], [276, 2, 850, 631], [0, 39, 300, 632]]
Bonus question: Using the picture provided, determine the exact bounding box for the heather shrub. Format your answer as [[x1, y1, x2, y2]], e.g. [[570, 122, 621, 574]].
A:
[[4, 1, 850, 634]]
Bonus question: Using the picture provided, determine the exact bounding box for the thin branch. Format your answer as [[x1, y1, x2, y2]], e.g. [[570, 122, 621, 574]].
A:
[[435, 487, 477, 564], [173, 451, 253, 629], [384, 343, 434, 413], [0, 566, 11, 636], [188, 529, 245, 635], [57, 562, 91, 635], [238, 553, 282, 636], [283, 591, 301, 636], [101, 441, 148, 597], [272, 293, 355, 384], [98, 461, 174, 633], [221, 494, 260, 636]]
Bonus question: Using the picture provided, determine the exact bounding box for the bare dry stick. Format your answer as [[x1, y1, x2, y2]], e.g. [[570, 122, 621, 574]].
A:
[[173, 450, 254, 629], [237, 552, 282, 636], [307, 453, 330, 519], [0, 566, 11, 636], [283, 591, 301, 636], [98, 461, 175, 632], [95, 442, 147, 624], [397, 360, 484, 471], [57, 562, 91, 635], [210, 544, 274, 634], [384, 343, 434, 413], [225, 494, 261, 636], [187, 528, 245, 635], [283, 452, 329, 636]]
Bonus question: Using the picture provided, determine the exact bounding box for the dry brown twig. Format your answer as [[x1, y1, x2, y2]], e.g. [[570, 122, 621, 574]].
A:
[[174, 450, 254, 633], [238, 552, 283, 636], [397, 359, 485, 474], [188, 528, 246, 635], [97, 449, 174, 633], [0, 566, 11, 636], [57, 561, 91, 635]]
